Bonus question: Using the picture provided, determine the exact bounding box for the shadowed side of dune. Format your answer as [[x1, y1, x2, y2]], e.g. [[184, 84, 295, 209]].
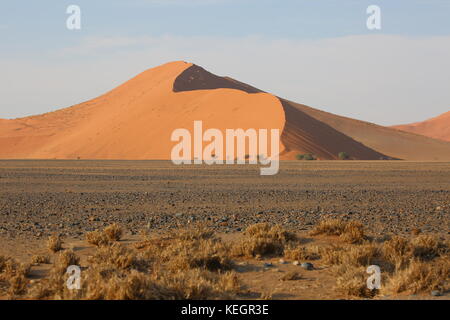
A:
[[287, 102, 450, 161], [173, 64, 263, 93], [279, 99, 391, 160], [173, 65, 392, 160]]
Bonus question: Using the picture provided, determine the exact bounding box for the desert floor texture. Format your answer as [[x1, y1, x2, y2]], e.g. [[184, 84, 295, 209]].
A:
[[0, 160, 448, 300]]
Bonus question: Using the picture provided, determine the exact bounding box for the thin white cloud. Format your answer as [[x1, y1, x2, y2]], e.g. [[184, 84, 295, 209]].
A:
[[1, 34, 449, 125]]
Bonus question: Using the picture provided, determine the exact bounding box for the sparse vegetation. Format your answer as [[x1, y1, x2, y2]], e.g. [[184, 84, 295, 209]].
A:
[[284, 245, 321, 261], [317, 232, 449, 298], [1, 220, 448, 300], [86, 230, 111, 247], [0, 256, 31, 297], [31, 255, 51, 265], [104, 223, 123, 241], [338, 151, 349, 160], [231, 223, 297, 258], [87, 224, 123, 246], [296, 153, 317, 160], [47, 235, 63, 253], [310, 218, 366, 244]]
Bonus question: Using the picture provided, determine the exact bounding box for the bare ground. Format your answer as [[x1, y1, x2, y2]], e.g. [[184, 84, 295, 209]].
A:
[[0, 160, 448, 300]]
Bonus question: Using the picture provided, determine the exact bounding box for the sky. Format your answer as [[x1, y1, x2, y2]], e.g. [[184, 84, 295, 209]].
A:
[[1, 0, 450, 125]]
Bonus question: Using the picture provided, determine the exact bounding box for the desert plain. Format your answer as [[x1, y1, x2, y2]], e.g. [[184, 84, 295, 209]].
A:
[[0, 160, 448, 300]]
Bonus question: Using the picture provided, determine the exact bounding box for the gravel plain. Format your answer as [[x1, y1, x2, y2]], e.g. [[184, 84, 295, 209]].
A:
[[0, 160, 449, 241]]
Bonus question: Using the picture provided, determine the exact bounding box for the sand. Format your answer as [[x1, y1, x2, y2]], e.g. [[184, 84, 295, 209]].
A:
[[1, 61, 450, 161], [392, 111, 450, 143]]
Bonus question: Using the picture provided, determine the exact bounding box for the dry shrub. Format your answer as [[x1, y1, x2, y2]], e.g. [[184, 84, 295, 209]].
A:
[[382, 258, 450, 295], [411, 235, 447, 261], [0, 256, 31, 297], [86, 230, 111, 247], [0, 256, 31, 278], [232, 223, 296, 258], [320, 243, 382, 268], [8, 274, 28, 296], [47, 234, 63, 253], [382, 235, 448, 271], [310, 219, 346, 236], [156, 269, 241, 300], [104, 223, 123, 241], [232, 237, 284, 258], [341, 244, 382, 267], [284, 245, 321, 261], [30, 252, 81, 300], [245, 223, 296, 242], [311, 219, 366, 244], [154, 229, 233, 272], [55, 250, 80, 272], [319, 230, 449, 298], [335, 266, 376, 298], [176, 226, 215, 241], [88, 244, 150, 272], [31, 255, 51, 265], [382, 236, 411, 271], [340, 221, 366, 244], [319, 244, 347, 265]]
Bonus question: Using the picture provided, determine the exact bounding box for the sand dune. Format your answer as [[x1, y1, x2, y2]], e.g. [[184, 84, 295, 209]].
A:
[[1, 61, 450, 161], [283, 102, 450, 161], [0, 62, 286, 160], [391, 111, 450, 143]]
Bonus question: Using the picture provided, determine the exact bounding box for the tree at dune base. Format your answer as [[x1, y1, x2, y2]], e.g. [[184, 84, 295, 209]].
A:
[[338, 152, 350, 160]]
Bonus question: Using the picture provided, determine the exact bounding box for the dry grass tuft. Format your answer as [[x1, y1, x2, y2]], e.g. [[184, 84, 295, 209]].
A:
[[245, 223, 297, 242], [311, 219, 366, 244], [340, 221, 366, 244], [176, 225, 215, 241], [86, 230, 111, 247], [104, 223, 123, 241], [411, 235, 447, 261], [47, 234, 63, 253], [232, 223, 296, 258], [31, 255, 51, 265], [381, 258, 449, 295], [284, 245, 321, 261], [0, 255, 31, 297], [335, 266, 377, 298], [310, 218, 346, 236], [55, 250, 80, 271]]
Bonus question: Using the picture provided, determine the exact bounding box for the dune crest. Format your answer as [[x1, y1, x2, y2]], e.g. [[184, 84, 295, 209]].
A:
[[1, 61, 450, 161], [391, 111, 450, 143]]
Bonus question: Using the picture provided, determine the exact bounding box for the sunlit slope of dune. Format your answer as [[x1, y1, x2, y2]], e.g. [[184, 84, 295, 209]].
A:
[[1, 61, 450, 160], [392, 111, 450, 143]]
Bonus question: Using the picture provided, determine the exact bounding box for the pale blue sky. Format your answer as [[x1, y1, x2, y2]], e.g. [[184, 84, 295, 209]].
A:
[[1, 0, 450, 124]]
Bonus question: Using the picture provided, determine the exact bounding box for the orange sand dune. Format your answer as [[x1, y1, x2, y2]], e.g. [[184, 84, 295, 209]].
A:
[[391, 111, 450, 143], [1, 61, 450, 161], [284, 102, 450, 161], [0, 62, 286, 160]]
